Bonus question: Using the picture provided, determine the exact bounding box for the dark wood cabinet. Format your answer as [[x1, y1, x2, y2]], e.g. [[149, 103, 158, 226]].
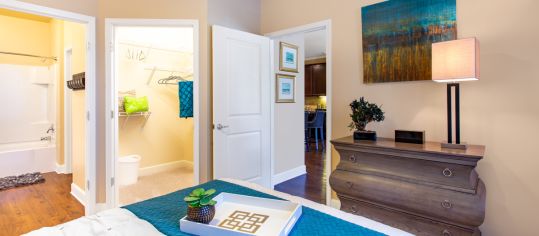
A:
[[305, 64, 313, 96], [305, 63, 326, 96], [330, 137, 486, 236]]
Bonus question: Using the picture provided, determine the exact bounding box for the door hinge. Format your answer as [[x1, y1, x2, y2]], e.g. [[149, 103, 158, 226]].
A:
[[109, 41, 114, 53], [111, 177, 115, 187], [87, 180, 90, 191], [87, 42, 91, 51], [111, 110, 115, 119], [86, 111, 90, 121]]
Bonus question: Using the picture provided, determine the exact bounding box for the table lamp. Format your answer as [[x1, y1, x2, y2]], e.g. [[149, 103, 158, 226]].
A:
[[432, 38, 480, 149]]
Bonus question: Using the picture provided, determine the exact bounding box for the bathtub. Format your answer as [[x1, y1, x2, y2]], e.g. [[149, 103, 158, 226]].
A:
[[0, 140, 57, 178]]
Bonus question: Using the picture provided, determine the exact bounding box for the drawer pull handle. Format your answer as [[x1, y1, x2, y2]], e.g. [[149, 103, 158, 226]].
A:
[[346, 181, 354, 189], [441, 200, 452, 209], [442, 168, 453, 177], [350, 206, 358, 213], [442, 229, 452, 236], [349, 155, 357, 162]]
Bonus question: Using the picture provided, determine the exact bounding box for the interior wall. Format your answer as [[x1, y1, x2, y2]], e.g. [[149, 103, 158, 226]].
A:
[[0, 12, 52, 66], [272, 34, 306, 177], [63, 21, 87, 189], [208, 0, 261, 34], [261, 0, 539, 235], [116, 28, 194, 168]]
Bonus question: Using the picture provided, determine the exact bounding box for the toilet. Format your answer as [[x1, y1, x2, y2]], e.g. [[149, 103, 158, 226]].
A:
[[118, 155, 141, 186]]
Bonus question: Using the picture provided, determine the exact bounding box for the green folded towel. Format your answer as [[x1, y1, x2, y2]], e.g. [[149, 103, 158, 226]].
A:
[[124, 96, 149, 114]]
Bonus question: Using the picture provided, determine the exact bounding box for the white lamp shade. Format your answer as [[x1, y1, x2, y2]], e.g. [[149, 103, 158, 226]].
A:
[[432, 38, 480, 82]]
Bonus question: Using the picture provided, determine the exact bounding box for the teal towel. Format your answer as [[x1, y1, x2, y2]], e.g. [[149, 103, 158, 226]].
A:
[[123, 180, 386, 236], [179, 81, 193, 118]]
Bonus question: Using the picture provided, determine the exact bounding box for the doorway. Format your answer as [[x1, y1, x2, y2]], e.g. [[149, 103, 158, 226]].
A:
[[0, 1, 97, 218], [268, 21, 333, 206], [105, 19, 200, 208]]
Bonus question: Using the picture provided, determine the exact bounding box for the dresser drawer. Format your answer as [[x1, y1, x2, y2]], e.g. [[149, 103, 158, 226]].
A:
[[336, 149, 479, 192], [339, 196, 480, 236], [330, 170, 486, 227]]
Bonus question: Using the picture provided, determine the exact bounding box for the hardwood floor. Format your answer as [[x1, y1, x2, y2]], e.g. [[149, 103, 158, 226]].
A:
[[275, 149, 327, 204], [0, 172, 84, 236]]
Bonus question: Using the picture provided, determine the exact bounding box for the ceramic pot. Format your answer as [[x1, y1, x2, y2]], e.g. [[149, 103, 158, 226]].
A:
[[187, 205, 215, 224]]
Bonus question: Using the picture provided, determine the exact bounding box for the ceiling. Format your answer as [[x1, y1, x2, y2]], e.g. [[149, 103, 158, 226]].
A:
[[304, 29, 326, 59]]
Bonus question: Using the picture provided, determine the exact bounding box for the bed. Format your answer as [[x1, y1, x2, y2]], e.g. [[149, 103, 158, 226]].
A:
[[25, 179, 412, 236]]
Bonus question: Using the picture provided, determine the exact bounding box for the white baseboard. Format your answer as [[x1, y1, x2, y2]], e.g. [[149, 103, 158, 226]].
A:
[[139, 160, 193, 177], [330, 198, 341, 209], [55, 163, 66, 174], [272, 165, 307, 186], [71, 183, 86, 207]]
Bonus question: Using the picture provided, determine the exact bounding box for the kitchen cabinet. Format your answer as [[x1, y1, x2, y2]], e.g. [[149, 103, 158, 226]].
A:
[[305, 63, 326, 96]]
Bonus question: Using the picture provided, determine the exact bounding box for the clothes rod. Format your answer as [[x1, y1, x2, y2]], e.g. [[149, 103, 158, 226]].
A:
[[0, 51, 57, 61]]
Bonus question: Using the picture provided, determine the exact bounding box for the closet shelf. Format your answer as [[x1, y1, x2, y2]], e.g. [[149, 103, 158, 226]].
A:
[[118, 111, 151, 128], [118, 111, 151, 117]]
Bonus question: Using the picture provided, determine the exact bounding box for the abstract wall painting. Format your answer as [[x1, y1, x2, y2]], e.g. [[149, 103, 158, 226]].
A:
[[362, 0, 457, 83]]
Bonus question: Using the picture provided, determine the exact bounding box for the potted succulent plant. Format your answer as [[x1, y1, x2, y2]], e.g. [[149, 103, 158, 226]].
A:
[[184, 188, 217, 224], [348, 97, 385, 140]]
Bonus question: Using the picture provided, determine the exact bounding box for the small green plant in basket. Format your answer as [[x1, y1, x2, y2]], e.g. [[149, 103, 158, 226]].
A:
[[184, 188, 217, 224]]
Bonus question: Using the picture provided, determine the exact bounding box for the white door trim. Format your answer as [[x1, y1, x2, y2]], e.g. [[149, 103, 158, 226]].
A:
[[0, 0, 98, 215], [105, 18, 201, 209], [266, 20, 333, 206], [64, 48, 73, 174]]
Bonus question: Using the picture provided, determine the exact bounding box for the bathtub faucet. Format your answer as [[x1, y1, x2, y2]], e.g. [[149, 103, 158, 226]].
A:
[[47, 125, 55, 134], [41, 136, 52, 141]]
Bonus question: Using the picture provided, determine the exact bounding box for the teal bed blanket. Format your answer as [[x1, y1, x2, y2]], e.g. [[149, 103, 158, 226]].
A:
[[123, 180, 386, 236]]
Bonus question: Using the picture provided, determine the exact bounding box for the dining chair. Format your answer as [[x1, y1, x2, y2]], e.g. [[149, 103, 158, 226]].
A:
[[306, 110, 326, 151]]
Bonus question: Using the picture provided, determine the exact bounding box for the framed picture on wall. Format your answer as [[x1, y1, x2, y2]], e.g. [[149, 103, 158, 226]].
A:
[[279, 42, 299, 73], [276, 74, 296, 103]]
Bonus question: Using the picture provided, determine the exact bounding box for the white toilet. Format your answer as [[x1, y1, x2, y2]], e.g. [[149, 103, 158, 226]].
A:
[[118, 155, 141, 186]]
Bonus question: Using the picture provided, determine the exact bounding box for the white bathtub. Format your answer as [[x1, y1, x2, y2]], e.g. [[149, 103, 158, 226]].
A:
[[0, 140, 57, 178]]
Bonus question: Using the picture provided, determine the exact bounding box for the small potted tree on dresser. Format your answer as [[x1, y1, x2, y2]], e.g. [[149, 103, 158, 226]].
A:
[[184, 188, 217, 224], [348, 97, 385, 140]]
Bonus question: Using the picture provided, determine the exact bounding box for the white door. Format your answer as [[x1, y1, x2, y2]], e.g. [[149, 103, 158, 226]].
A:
[[212, 25, 272, 188]]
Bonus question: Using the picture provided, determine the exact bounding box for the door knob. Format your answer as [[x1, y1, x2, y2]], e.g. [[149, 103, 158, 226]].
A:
[[215, 124, 229, 130]]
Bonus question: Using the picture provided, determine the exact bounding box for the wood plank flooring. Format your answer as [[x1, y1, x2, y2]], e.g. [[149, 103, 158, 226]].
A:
[[0, 172, 84, 236], [275, 149, 327, 204]]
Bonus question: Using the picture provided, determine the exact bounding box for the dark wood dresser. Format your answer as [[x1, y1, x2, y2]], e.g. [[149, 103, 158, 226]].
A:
[[330, 136, 486, 236]]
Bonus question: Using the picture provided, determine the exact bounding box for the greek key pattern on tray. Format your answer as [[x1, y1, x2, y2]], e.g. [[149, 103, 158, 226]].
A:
[[218, 210, 269, 234]]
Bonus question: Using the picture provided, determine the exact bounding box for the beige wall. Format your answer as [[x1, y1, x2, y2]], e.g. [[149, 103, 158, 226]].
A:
[[261, 0, 539, 235], [64, 21, 87, 189], [0, 11, 52, 66]]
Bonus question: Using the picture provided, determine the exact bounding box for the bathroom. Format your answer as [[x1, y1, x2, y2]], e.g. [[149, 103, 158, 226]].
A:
[[114, 26, 195, 205], [0, 7, 88, 205]]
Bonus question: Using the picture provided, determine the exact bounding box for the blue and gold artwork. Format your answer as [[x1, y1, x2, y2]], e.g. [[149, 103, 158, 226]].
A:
[[362, 0, 457, 83]]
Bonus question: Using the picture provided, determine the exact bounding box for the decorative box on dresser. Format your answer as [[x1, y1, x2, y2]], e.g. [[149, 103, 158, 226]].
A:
[[330, 136, 486, 236]]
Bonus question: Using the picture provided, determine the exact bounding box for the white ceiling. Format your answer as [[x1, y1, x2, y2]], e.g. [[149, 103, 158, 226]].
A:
[[304, 29, 326, 59]]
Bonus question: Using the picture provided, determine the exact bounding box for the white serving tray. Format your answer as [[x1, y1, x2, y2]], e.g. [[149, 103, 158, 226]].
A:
[[180, 193, 302, 236]]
